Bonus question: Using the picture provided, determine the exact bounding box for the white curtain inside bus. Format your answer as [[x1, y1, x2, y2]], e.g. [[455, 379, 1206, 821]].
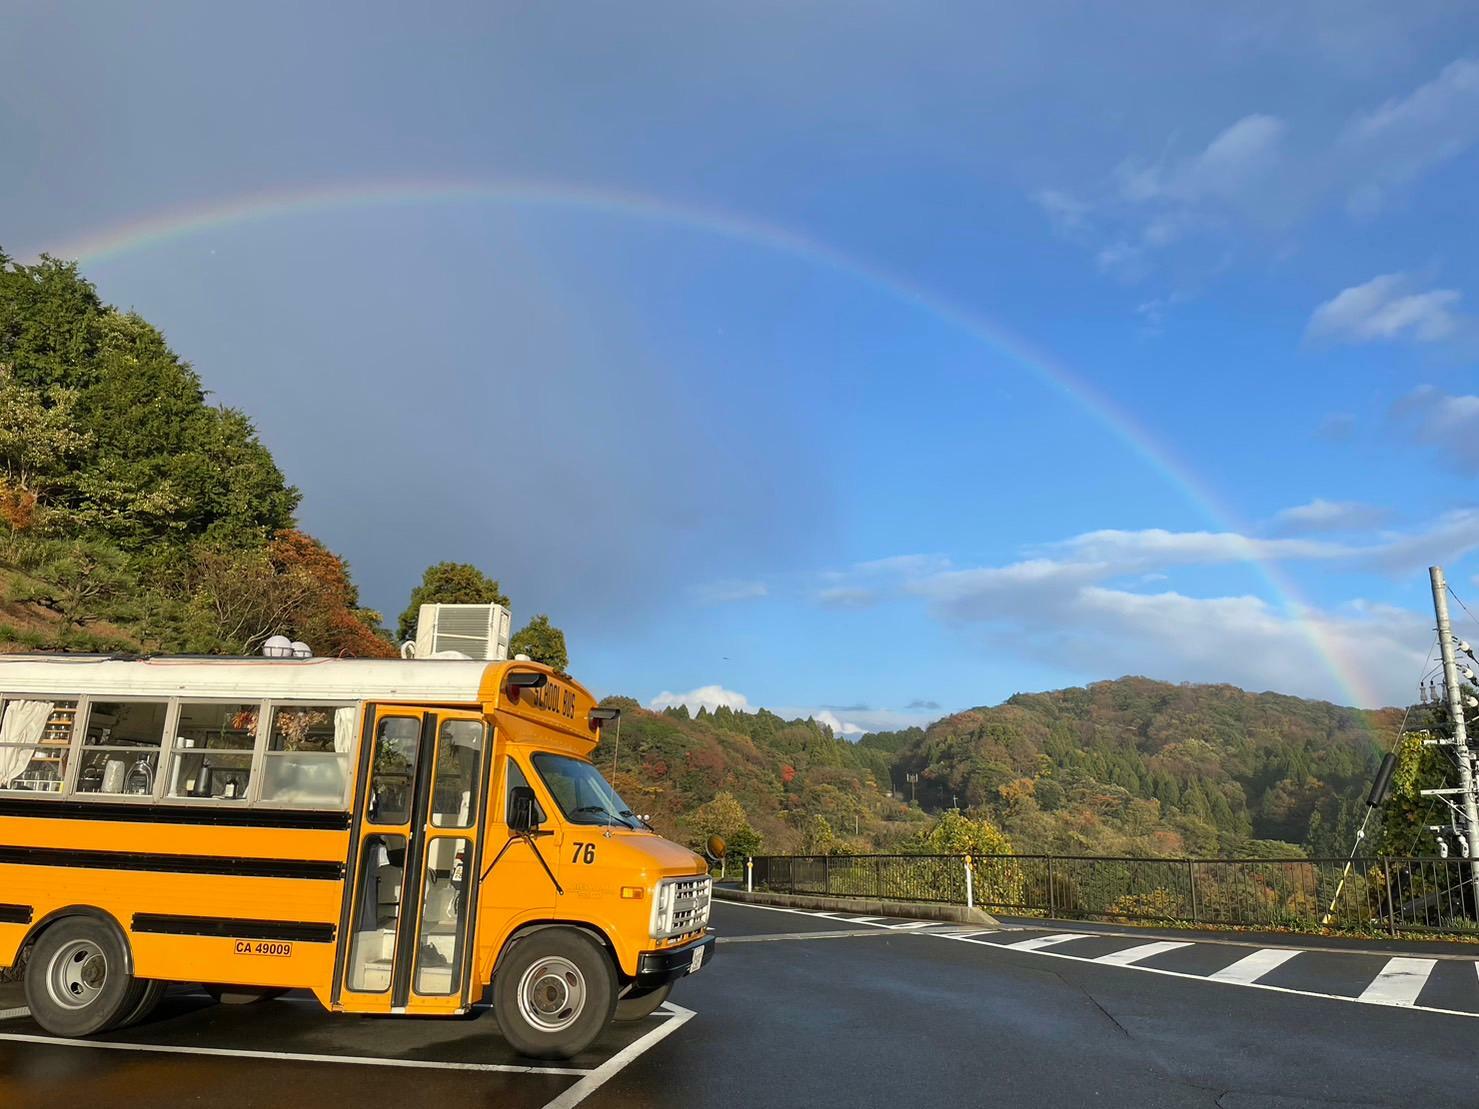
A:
[[333, 707, 356, 754], [0, 700, 56, 787]]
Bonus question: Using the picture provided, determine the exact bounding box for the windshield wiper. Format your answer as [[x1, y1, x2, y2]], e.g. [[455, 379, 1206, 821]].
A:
[[572, 805, 633, 828]]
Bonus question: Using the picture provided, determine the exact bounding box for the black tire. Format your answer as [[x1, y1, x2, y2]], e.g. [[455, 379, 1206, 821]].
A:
[[24, 917, 138, 1037], [203, 984, 288, 1005], [614, 981, 672, 1022], [111, 979, 167, 1030], [493, 929, 616, 1059]]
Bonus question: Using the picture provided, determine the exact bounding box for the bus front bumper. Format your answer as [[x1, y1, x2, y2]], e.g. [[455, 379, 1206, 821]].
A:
[[635, 932, 715, 989]]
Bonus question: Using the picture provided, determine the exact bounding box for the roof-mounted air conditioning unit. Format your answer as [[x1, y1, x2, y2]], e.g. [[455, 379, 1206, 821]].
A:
[[413, 603, 512, 660]]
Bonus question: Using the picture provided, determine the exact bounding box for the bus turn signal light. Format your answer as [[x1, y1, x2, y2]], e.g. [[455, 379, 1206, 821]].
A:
[[621, 887, 644, 900]]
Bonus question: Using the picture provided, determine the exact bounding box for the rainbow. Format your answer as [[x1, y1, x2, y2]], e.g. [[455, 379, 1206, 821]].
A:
[[18, 177, 1387, 710]]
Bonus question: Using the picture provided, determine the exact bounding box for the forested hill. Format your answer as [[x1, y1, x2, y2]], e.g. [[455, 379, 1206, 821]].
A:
[[863, 677, 1403, 858]]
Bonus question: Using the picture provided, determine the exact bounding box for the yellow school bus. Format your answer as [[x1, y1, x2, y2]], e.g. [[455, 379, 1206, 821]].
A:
[[0, 655, 714, 1058]]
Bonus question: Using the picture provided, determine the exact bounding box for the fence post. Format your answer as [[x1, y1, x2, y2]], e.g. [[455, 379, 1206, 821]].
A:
[[824, 854, 831, 895], [1382, 857, 1396, 937], [964, 854, 974, 910], [1046, 855, 1056, 917], [875, 855, 882, 899], [1186, 858, 1199, 923], [746, 856, 753, 893]]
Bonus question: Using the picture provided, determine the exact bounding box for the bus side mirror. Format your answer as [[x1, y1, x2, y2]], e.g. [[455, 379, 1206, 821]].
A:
[[706, 835, 727, 860], [509, 786, 540, 834]]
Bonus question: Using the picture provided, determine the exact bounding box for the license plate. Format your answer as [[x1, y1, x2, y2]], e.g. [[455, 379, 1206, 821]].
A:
[[689, 945, 705, 973], [233, 940, 293, 958]]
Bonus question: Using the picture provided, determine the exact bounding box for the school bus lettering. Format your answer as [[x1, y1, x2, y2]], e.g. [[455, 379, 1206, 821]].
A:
[[0, 655, 714, 1060], [524, 680, 577, 718]]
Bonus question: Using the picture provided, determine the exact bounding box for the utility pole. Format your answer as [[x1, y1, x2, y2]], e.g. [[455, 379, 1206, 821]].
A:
[[1429, 566, 1479, 895]]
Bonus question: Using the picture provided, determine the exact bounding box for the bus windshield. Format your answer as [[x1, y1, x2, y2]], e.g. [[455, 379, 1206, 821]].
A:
[[531, 753, 635, 828]]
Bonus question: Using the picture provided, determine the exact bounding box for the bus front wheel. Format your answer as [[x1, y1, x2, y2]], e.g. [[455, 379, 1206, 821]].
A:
[[25, 917, 141, 1037], [494, 929, 616, 1059]]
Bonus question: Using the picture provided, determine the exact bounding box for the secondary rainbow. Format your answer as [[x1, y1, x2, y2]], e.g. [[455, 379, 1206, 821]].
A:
[[23, 177, 1386, 711]]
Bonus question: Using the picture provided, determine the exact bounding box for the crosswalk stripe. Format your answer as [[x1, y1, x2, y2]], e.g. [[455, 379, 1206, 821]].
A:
[[1207, 948, 1300, 984], [1001, 932, 1090, 951], [1094, 940, 1192, 966], [1359, 957, 1437, 1006]]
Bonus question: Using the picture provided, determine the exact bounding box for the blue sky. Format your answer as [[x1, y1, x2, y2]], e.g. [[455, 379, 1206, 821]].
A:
[[5, 2, 1479, 728]]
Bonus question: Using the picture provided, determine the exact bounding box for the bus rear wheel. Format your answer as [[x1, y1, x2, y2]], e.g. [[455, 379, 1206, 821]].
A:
[[494, 929, 615, 1059], [25, 917, 139, 1037], [614, 981, 672, 1022]]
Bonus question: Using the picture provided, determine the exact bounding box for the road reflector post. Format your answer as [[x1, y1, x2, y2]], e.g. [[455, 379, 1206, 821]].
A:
[[965, 854, 974, 910], [746, 856, 753, 893]]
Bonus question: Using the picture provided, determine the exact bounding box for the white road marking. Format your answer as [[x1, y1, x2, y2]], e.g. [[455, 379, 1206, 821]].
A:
[[540, 1003, 696, 1109], [848, 917, 886, 923], [0, 1031, 588, 1075], [935, 930, 993, 940], [1094, 940, 1191, 966], [1359, 958, 1437, 1007], [1002, 932, 1091, 951], [1208, 948, 1300, 984], [0, 1007, 29, 1022], [886, 921, 932, 930]]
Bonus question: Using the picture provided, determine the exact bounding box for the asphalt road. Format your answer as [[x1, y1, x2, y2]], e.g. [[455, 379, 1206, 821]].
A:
[[2, 901, 1476, 1108]]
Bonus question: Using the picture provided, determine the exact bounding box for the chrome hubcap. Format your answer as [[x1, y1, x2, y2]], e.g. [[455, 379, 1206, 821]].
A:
[[48, 939, 108, 1010], [517, 956, 585, 1031]]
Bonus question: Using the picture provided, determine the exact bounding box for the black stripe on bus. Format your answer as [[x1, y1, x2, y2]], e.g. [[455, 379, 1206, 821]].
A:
[[132, 914, 335, 943], [0, 904, 31, 925], [0, 846, 343, 881], [0, 798, 350, 831]]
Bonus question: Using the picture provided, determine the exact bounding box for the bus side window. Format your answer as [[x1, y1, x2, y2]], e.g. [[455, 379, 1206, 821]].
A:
[[259, 704, 357, 807], [76, 701, 169, 797], [504, 758, 545, 826], [367, 717, 421, 824], [0, 699, 77, 794]]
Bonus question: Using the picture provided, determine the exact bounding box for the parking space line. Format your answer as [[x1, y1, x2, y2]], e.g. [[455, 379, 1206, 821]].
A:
[[1359, 958, 1437, 1007], [0, 1031, 589, 1075], [1094, 940, 1192, 966], [540, 1003, 696, 1109], [1002, 933, 1090, 951], [1208, 948, 1300, 984]]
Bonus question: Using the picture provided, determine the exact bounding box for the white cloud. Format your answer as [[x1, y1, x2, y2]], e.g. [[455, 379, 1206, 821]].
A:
[[1033, 189, 1090, 236], [816, 586, 878, 609], [1118, 114, 1288, 210], [1393, 387, 1479, 475], [1339, 58, 1479, 215], [1050, 528, 1348, 569], [1268, 499, 1390, 535], [1037, 58, 1479, 286], [811, 510, 1479, 706], [810, 710, 864, 737], [647, 685, 751, 714], [1307, 273, 1463, 344], [690, 579, 768, 604]]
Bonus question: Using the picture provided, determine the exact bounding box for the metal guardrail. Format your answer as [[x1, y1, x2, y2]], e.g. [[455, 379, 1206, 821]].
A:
[[747, 853, 1479, 936]]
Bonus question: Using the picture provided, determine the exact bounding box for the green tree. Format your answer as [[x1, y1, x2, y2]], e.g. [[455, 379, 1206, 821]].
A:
[[688, 790, 762, 859], [397, 561, 509, 641], [509, 613, 568, 670]]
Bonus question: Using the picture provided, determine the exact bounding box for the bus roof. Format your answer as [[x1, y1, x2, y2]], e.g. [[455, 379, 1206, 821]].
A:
[[0, 655, 554, 704]]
